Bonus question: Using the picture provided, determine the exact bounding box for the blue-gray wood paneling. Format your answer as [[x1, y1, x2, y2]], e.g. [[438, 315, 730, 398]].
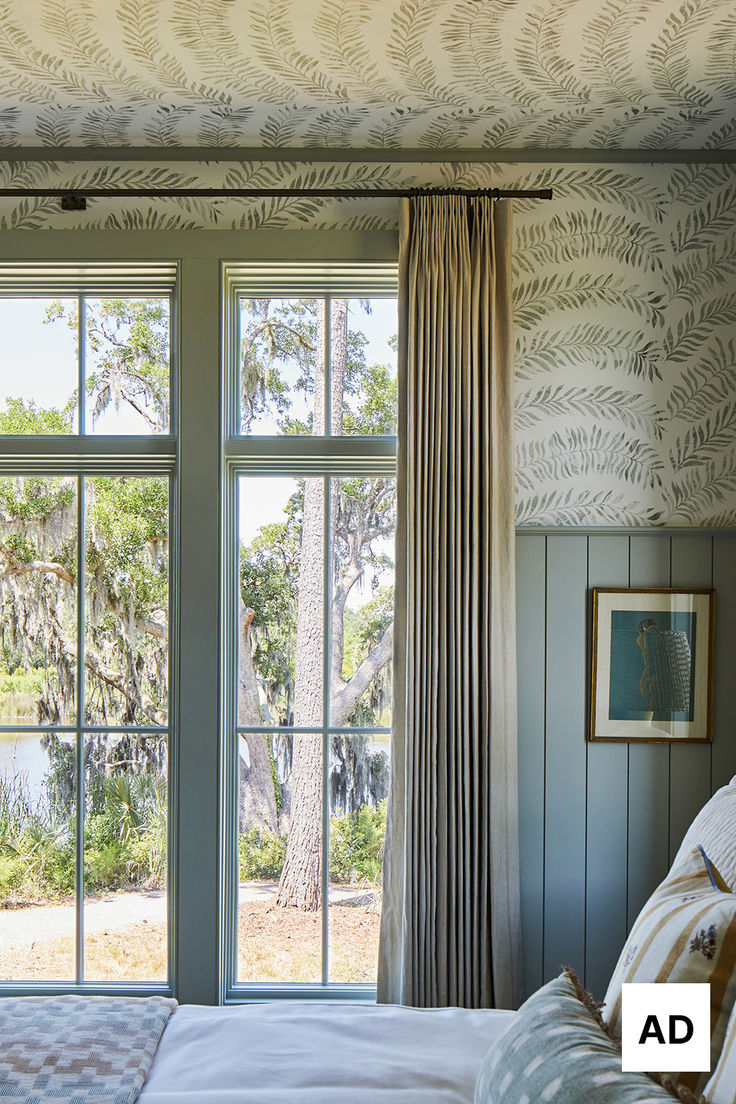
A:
[[669, 537, 713, 864], [626, 535, 671, 928], [516, 531, 736, 1002], [542, 536, 588, 982], [516, 534, 546, 1000], [584, 536, 629, 997]]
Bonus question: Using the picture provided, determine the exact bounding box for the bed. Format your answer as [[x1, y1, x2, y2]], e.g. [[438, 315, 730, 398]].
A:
[[6, 778, 736, 1104], [139, 1000, 515, 1103]]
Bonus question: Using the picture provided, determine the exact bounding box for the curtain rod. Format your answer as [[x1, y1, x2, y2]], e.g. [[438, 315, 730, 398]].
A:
[[0, 185, 553, 211]]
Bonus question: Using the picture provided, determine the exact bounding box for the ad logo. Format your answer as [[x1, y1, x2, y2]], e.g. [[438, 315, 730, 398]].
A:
[[621, 983, 711, 1073]]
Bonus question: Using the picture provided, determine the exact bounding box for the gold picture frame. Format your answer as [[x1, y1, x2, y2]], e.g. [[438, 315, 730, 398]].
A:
[[590, 587, 715, 743]]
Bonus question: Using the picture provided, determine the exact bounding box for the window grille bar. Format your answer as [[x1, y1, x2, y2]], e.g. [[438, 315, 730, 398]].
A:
[[75, 475, 86, 984]]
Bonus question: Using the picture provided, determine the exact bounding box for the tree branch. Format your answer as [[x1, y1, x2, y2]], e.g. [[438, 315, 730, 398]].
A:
[[0, 543, 75, 584], [330, 621, 393, 727], [47, 611, 166, 726]]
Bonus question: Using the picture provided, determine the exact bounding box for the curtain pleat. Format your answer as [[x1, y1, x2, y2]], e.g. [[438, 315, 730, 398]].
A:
[[378, 194, 522, 1010]]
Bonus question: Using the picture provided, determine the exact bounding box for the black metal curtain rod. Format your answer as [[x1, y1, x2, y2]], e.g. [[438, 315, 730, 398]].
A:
[[0, 184, 553, 211]]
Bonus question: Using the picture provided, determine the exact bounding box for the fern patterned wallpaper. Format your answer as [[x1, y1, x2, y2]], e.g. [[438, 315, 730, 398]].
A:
[[0, 0, 734, 149], [1, 2, 735, 525], [2, 158, 733, 527]]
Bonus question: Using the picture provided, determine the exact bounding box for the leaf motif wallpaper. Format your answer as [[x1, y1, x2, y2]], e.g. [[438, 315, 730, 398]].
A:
[[2, 158, 733, 527], [0, 0, 734, 148], [1, 0, 735, 526]]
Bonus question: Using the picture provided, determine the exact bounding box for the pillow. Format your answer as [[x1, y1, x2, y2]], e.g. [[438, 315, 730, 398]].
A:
[[673, 776, 736, 890], [704, 998, 736, 1104], [474, 967, 692, 1104], [603, 846, 736, 1095]]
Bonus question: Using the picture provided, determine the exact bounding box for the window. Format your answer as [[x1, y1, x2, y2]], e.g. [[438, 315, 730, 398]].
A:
[[223, 265, 398, 995], [0, 266, 175, 991]]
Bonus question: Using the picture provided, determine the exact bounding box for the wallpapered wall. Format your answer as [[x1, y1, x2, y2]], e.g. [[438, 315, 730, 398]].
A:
[[2, 158, 736, 526]]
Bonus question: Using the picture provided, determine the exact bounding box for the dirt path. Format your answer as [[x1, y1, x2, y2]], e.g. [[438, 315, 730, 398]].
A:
[[0, 882, 373, 950], [0, 890, 166, 949]]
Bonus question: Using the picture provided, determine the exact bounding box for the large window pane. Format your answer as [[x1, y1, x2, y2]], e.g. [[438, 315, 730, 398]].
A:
[[237, 731, 323, 983], [328, 733, 389, 983], [0, 733, 76, 980], [237, 297, 397, 438], [0, 476, 78, 725], [83, 732, 167, 982], [85, 298, 170, 435], [239, 299, 321, 435], [238, 476, 324, 728], [0, 298, 78, 434], [84, 476, 168, 726], [330, 476, 395, 728]]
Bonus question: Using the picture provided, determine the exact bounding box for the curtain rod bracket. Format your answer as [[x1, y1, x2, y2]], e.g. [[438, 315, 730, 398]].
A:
[[60, 194, 87, 211]]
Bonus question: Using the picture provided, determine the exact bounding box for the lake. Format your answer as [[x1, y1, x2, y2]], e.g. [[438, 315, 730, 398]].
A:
[[0, 730, 58, 805]]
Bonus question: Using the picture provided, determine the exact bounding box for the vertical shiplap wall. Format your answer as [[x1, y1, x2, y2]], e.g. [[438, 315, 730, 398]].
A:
[[516, 530, 736, 1002]]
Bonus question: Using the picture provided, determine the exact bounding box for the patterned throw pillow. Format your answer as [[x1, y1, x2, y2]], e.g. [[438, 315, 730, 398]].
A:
[[603, 846, 736, 1096], [703, 995, 736, 1104], [474, 968, 689, 1104]]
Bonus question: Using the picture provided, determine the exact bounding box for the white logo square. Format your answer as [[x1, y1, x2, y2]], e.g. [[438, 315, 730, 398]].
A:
[[620, 983, 711, 1073]]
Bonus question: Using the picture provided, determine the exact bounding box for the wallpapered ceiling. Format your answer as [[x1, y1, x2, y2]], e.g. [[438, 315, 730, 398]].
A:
[[0, 0, 734, 149], [3, 158, 735, 527], [1, 3, 735, 526]]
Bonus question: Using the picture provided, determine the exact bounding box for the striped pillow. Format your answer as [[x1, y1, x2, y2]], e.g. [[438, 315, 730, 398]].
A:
[[603, 846, 736, 1096], [704, 999, 736, 1103]]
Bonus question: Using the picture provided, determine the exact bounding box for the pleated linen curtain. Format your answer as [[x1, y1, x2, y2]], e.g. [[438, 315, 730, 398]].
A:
[[377, 194, 522, 1010]]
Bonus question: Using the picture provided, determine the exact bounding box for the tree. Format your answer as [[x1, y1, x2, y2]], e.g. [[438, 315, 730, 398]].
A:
[[236, 296, 396, 910], [0, 294, 397, 916], [0, 299, 171, 809]]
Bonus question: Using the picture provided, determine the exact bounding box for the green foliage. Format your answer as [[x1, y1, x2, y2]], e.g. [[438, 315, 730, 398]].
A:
[[0, 667, 44, 719], [237, 801, 387, 885], [0, 397, 73, 436], [342, 364, 398, 435], [0, 474, 75, 526], [86, 475, 168, 618], [0, 767, 166, 904], [329, 800, 387, 885], [240, 517, 299, 724], [239, 826, 287, 880], [49, 297, 170, 432]]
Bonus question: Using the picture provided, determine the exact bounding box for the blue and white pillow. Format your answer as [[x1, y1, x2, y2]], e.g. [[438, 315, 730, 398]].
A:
[[475, 968, 696, 1104]]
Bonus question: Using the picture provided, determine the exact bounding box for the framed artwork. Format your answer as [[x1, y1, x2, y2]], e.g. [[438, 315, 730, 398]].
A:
[[590, 587, 715, 743]]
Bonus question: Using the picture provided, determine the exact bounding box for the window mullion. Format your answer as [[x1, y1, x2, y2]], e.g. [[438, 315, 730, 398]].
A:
[[78, 297, 86, 436], [321, 474, 331, 986], [324, 298, 331, 437], [75, 474, 85, 984]]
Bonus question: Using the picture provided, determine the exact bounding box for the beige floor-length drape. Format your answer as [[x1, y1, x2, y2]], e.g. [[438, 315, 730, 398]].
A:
[[377, 193, 522, 1010]]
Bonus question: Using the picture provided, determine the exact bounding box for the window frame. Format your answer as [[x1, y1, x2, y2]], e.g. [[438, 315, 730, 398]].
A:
[[222, 264, 398, 1001], [0, 265, 177, 997], [0, 229, 399, 1005]]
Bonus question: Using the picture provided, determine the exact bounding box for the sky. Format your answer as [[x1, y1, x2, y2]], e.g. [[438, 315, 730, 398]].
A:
[[0, 295, 398, 549]]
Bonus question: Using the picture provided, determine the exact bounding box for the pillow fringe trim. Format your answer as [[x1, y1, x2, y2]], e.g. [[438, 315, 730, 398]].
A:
[[561, 966, 709, 1104]]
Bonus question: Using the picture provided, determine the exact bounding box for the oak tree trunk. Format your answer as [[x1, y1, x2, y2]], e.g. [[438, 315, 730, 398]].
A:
[[276, 300, 392, 910], [276, 302, 342, 909]]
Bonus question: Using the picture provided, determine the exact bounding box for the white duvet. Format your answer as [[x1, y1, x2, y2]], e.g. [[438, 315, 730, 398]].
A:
[[139, 1001, 514, 1103]]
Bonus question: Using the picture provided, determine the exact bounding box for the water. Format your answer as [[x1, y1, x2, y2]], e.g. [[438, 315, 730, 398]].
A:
[[0, 730, 53, 805]]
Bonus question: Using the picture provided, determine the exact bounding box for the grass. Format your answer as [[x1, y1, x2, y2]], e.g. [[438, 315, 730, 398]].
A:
[[0, 669, 44, 720]]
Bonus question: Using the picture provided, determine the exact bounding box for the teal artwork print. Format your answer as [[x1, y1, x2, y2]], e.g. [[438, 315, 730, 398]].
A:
[[608, 610, 696, 723]]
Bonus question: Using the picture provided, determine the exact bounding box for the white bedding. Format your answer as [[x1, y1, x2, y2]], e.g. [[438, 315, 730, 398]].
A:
[[139, 1001, 514, 1103]]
